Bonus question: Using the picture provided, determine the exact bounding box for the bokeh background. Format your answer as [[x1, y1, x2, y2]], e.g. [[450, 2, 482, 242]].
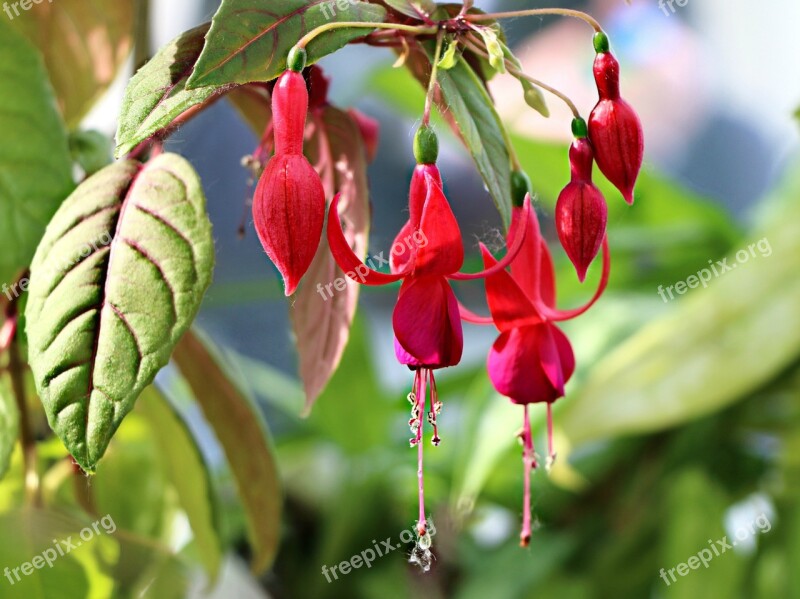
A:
[[3, 0, 800, 597]]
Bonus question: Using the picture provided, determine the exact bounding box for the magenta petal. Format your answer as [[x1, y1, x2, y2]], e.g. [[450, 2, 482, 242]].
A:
[[487, 326, 561, 405], [393, 276, 463, 369]]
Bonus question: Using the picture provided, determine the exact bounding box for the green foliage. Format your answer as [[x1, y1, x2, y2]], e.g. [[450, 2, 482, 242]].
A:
[[0, 19, 74, 287], [0, 377, 19, 479], [25, 155, 215, 472], [115, 24, 215, 158], [172, 329, 282, 574], [186, 0, 387, 89]]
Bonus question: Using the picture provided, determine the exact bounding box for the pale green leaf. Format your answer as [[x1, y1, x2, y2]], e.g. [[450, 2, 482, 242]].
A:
[[25, 154, 215, 473]]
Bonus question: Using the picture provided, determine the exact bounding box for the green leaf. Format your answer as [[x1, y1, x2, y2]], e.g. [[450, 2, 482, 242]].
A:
[[383, 0, 435, 19], [396, 47, 513, 225], [560, 161, 800, 445], [115, 23, 218, 158], [137, 386, 222, 581], [0, 376, 19, 479], [12, 0, 134, 127], [186, 0, 387, 89], [25, 154, 215, 473], [0, 19, 74, 287], [172, 329, 282, 574]]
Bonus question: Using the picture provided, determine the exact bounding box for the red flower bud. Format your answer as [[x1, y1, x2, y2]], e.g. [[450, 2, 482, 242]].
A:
[[253, 154, 325, 296], [272, 70, 309, 155], [253, 69, 325, 295], [555, 137, 608, 282], [588, 51, 644, 205]]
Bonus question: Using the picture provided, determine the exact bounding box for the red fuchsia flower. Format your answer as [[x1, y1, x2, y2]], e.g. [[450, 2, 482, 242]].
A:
[[588, 32, 644, 205], [253, 48, 326, 296], [555, 119, 608, 282], [327, 127, 529, 539], [461, 189, 610, 547]]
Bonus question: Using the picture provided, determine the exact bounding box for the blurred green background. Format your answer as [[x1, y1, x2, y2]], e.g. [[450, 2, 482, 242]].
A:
[[1, 1, 799, 598]]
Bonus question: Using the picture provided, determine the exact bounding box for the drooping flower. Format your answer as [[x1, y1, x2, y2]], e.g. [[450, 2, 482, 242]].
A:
[[253, 49, 326, 295], [327, 127, 528, 539], [464, 196, 610, 547], [555, 119, 608, 282], [588, 32, 644, 205]]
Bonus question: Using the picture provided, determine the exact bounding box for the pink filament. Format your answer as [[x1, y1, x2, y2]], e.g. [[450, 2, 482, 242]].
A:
[[547, 401, 555, 463], [416, 370, 428, 536], [520, 404, 534, 547]]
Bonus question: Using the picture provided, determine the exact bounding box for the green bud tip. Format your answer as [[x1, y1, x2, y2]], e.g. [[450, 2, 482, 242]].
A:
[[511, 171, 532, 208], [414, 126, 439, 165], [593, 31, 610, 54], [287, 46, 307, 72], [571, 117, 588, 139]]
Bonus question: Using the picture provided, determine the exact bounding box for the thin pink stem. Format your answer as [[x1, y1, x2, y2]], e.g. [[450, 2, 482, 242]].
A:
[[520, 404, 534, 547], [546, 402, 556, 469], [537, 236, 611, 322], [416, 370, 428, 536]]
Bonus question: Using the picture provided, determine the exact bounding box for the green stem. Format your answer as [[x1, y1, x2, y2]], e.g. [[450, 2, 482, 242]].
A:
[[296, 22, 437, 49], [4, 275, 41, 507], [423, 31, 445, 126], [465, 8, 603, 33], [464, 34, 581, 119]]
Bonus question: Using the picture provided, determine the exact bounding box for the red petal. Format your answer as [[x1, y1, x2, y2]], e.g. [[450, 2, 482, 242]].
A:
[[413, 173, 465, 276], [390, 220, 416, 274], [480, 245, 542, 331], [487, 326, 562, 405], [409, 164, 441, 227], [450, 196, 531, 281], [253, 154, 325, 296], [507, 201, 541, 303], [457, 300, 494, 326], [589, 98, 644, 205], [555, 180, 608, 282], [326, 193, 411, 285], [393, 276, 463, 368]]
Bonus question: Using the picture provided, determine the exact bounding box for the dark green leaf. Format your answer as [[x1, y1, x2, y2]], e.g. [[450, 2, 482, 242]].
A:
[[25, 155, 215, 473], [186, 0, 387, 89], [137, 386, 222, 580], [405, 47, 513, 225], [115, 24, 218, 158], [0, 19, 74, 287], [172, 329, 282, 573]]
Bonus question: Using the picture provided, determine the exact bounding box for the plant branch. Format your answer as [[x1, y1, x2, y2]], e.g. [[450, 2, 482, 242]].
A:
[[296, 22, 437, 49], [465, 8, 602, 33]]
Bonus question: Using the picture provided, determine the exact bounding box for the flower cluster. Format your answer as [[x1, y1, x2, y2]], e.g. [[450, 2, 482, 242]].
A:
[[252, 30, 642, 553]]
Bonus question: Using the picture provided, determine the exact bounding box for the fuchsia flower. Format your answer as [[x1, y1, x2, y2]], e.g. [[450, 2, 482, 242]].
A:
[[588, 32, 644, 205], [253, 50, 326, 295], [327, 127, 529, 536], [462, 195, 610, 547], [555, 120, 608, 282]]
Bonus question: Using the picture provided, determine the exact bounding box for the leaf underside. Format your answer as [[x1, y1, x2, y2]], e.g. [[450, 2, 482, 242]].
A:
[[25, 154, 215, 473], [115, 23, 216, 158]]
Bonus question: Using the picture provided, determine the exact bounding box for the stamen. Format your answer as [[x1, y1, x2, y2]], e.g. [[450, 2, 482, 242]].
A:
[[416, 370, 428, 537], [428, 370, 441, 446], [409, 525, 434, 572], [520, 404, 534, 547]]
